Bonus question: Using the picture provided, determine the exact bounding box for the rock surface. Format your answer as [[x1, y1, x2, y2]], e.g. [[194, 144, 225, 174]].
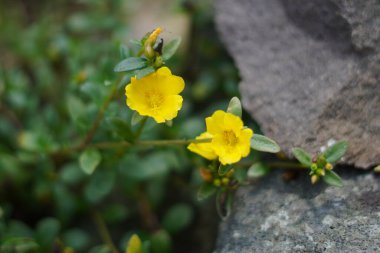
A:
[[214, 169, 380, 253], [214, 0, 380, 168]]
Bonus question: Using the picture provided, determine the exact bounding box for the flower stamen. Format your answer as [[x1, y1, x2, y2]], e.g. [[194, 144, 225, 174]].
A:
[[222, 130, 238, 146]]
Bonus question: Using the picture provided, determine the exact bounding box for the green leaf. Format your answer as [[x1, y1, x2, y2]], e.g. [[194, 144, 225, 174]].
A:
[[90, 245, 112, 253], [84, 170, 115, 203], [250, 134, 281, 153], [136, 66, 155, 80], [102, 204, 129, 224], [119, 44, 130, 59], [233, 167, 248, 183], [62, 229, 90, 251], [197, 183, 217, 201], [162, 37, 181, 61], [131, 112, 145, 126], [292, 147, 312, 167], [218, 164, 232, 176], [323, 140, 348, 163], [323, 170, 343, 187], [108, 117, 134, 142], [150, 230, 171, 253], [35, 218, 60, 249], [114, 57, 147, 72], [1, 238, 39, 253], [126, 234, 143, 253], [216, 191, 233, 221], [226, 97, 242, 117], [60, 163, 85, 185], [162, 204, 193, 234], [247, 163, 271, 178], [79, 148, 102, 175], [67, 95, 86, 122]]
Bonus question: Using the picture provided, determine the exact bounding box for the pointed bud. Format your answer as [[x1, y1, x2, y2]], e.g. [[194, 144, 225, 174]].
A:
[[311, 163, 318, 171], [317, 169, 325, 176], [311, 175, 319, 184]]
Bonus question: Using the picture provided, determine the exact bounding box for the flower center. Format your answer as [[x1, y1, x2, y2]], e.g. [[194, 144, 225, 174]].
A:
[[145, 91, 164, 109], [222, 130, 238, 146]]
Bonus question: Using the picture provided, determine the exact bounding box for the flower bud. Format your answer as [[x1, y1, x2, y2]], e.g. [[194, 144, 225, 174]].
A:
[[316, 155, 327, 168], [325, 163, 333, 170], [199, 168, 213, 182], [311, 175, 319, 184], [311, 163, 318, 171], [213, 178, 221, 187], [222, 177, 230, 186], [317, 169, 325, 176], [226, 169, 235, 178]]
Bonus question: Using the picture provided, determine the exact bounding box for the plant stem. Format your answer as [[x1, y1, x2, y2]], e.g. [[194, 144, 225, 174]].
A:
[[137, 185, 159, 233], [86, 138, 212, 150], [137, 138, 211, 146], [81, 75, 122, 148], [266, 162, 308, 169], [51, 138, 211, 159], [92, 211, 119, 253], [134, 116, 148, 140]]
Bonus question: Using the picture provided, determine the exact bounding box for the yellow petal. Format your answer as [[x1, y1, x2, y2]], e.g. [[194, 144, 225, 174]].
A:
[[206, 110, 226, 135], [187, 132, 216, 160], [159, 95, 183, 121], [156, 66, 172, 76], [238, 128, 253, 157], [223, 113, 244, 135]]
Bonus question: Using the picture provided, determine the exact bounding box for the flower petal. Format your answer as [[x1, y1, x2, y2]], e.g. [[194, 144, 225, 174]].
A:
[[206, 110, 226, 135], [188, 132, 216, 160]]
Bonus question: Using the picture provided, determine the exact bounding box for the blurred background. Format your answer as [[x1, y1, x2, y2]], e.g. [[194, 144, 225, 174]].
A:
[[0, 0, 248, 252]]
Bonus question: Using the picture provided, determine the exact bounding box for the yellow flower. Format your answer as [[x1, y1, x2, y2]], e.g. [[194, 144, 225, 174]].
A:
[[125, 67, 185, 123], [188, 132, 217, 160], [188, 110, 253, 165]]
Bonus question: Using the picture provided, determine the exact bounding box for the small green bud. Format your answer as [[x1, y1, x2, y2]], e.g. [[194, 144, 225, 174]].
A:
[[317, 169, 325, 176], [213, 179, 221, 187], [316, 155, 327, 168], [144, 44, 155, 58], [311, 163, 318, 171], [154, 56, 164, 68], [222, 177, 230, 186]]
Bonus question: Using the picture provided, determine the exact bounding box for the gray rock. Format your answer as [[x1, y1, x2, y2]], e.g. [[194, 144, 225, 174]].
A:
[[214, 169, 380, 253], [214, 0, 380, 168]]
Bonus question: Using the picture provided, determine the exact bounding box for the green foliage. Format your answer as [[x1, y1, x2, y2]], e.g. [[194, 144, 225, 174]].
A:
[[226, 97, 242, 118], [323, 140, 348, 163], [80, 148, 102, 175], [0, 0, 350, 252], [162, 37, 182, 61], [35, 218, 60, 249], [292, 148, 312, 167], [114, 57, 148, 73], [250, 134, 281, 153], [247, 163, 271, 178], [162, 204, 194, 234], [323, 170, 343, 187], [150, 230, 172, 253], [197, 183, 217, 201]]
